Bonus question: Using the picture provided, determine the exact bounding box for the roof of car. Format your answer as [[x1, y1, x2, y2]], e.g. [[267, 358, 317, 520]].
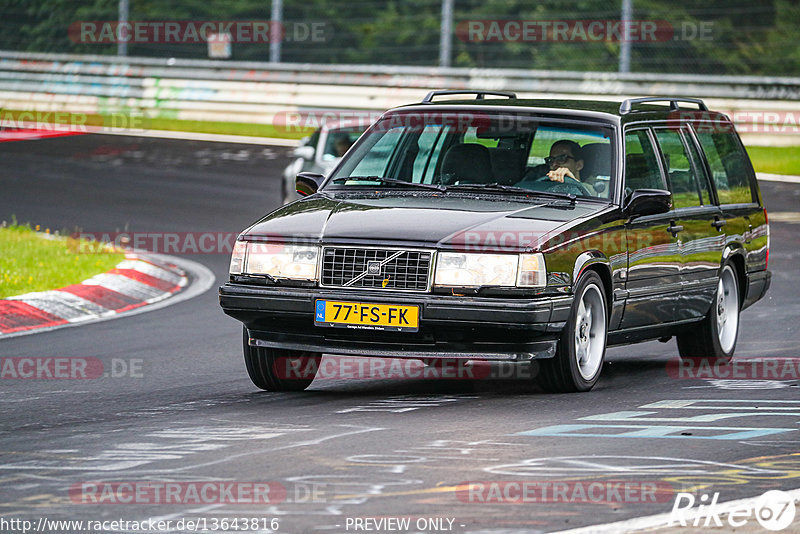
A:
[[394, 96, 731, 125]]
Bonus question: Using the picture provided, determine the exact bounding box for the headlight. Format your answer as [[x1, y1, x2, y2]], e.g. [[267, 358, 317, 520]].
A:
[[434, 252, 546, 288], [229, 241, 320, 281]]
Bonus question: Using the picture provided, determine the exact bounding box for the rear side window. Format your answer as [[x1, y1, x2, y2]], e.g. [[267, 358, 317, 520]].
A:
[[684, 132, 714, 205], [653, 129, 701, 209], [624, 130, 665, 194], [694, 131, 755, 205]]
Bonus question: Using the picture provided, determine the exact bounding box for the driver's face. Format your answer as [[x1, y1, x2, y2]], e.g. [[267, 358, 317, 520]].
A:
[[548, 145, 583, 178], [334, 142, 347, 156]]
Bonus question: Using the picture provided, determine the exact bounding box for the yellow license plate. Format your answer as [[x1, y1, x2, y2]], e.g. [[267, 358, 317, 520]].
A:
[[315, 300, 419, 332]]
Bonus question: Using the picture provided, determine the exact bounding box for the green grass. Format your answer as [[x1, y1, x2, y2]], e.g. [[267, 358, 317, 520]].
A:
[[745, 146, 800, 175], [0, 223, 125, 299], [142, 117, 310, 139]]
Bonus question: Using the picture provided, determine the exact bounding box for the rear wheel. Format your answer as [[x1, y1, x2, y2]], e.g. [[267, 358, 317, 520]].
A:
[[242, 327, 321, 391], [677, 264, 739, 363], [538, 271, 607, 393]]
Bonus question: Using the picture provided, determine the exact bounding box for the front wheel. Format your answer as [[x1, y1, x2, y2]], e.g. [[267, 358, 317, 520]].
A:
[[242, 327, 321, 391], [676, 264, 739, 363], [538, 271, 608, 393]]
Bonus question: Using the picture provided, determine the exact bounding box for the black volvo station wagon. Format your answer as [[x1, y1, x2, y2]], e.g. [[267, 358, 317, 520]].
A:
[[220, 92, 771, 393]]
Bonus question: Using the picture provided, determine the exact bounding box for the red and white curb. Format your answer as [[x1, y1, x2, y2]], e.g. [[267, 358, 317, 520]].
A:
[[0, 128, 86, 143], [0, 253, 189, 336]]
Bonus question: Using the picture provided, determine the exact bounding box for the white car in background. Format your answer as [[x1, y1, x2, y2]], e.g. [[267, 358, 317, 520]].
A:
[[281, 121, 366, 204]]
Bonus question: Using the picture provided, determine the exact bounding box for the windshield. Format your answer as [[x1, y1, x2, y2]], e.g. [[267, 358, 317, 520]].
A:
[[326, 111, 616, 199]]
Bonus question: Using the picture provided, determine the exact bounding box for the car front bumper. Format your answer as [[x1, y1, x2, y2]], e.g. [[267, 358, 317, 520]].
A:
[[219, 283, 573, 361]]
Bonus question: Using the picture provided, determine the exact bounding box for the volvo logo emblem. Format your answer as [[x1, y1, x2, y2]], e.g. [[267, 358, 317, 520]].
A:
[[367, 261, 382, 275]]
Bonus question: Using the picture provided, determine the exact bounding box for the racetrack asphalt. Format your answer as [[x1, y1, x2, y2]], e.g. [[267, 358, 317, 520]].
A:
[[0, 133, 799, 533]]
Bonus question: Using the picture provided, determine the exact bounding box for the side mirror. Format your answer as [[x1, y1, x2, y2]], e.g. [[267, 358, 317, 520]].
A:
[[292, 145, 315, 160], [624, 188, 672, 217], [296, 172, 326, 197]]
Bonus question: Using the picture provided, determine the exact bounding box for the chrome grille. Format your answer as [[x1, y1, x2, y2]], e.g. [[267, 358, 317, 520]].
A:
[[321, 247, 432, 291]]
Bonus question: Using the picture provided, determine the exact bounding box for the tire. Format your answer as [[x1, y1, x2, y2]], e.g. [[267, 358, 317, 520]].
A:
[[676, 264, 739, 363], [538, 271, 608, 393], [242, 327, 321, 391]]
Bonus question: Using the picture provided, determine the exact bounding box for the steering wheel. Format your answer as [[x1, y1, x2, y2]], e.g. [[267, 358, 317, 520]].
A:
[[530, 172, 591, 196]]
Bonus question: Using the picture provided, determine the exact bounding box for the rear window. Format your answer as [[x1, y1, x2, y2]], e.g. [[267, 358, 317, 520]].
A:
[[694, 130, 755, 205]]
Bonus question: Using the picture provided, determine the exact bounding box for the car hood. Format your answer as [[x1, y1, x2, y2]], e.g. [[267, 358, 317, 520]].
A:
[[243, 193, 610, 251]]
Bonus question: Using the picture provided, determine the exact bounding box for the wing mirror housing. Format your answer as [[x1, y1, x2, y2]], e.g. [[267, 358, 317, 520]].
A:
[[292, 145, 315, 160], [624, 189, 672, 217], [296, 172, 326, 197]]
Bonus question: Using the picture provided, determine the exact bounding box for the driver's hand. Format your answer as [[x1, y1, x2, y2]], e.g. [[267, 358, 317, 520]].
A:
[[547, 167, 576, 183]]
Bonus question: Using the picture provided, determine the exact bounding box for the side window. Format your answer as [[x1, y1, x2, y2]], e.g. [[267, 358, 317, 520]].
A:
[[624, 130, 664, 193], [684, 131, 714, 205], [694, 131, 756, 205], [653, 129, 701, 209]]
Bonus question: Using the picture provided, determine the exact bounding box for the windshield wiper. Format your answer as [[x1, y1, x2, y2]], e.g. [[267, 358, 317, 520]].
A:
[[329, 176, 446, 192], [522, 190, 578, 202], [448, 183, 577, 202]]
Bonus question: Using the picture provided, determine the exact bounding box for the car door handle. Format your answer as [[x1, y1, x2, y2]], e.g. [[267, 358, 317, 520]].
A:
[[667, 224, 684, 235], [712, 219, 727, 229]]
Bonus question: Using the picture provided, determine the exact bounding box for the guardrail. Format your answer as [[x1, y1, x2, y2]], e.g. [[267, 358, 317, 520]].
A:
[[1, 50, 799, 144]]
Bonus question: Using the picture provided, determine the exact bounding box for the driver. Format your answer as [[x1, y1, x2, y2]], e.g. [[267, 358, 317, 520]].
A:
[[333, 134, 354, 157], [543, 140, 597, 195]]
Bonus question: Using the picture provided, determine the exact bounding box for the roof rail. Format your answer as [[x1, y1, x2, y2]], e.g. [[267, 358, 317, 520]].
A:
[[619, 97, 708, 115], [421, 90, 517, 103]]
